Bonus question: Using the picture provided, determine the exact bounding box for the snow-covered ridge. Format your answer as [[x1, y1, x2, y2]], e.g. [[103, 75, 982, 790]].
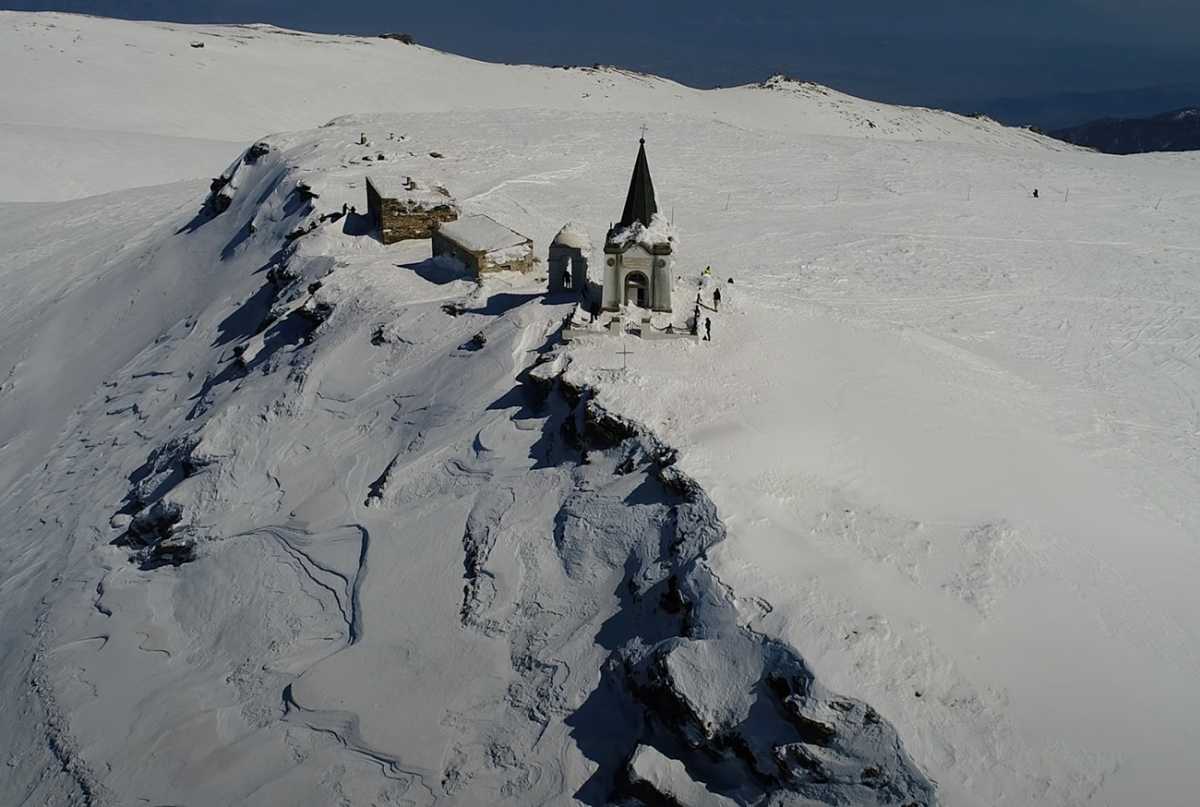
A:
[[1, 122, 935, 805], [5, 10, 1200, 807], [0, 10, 1069, 202]]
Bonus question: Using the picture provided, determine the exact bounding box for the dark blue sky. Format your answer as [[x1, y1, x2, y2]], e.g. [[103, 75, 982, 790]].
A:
[[9, 1, 1200, 126]]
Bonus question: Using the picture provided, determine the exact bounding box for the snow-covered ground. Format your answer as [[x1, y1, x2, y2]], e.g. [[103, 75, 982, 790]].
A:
[[0, 122, 241, 202], [0, 11, 1063, 204], [2, 11, 1199, 807], [565, 136, 1200, 805]]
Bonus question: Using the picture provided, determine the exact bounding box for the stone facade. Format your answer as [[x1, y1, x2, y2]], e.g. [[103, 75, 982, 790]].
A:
[[365, 176, 459, 245], [602, 241, 673, 312]]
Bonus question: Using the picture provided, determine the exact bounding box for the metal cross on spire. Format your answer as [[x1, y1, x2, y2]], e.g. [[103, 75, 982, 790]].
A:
[[639, 123, 648, 142]]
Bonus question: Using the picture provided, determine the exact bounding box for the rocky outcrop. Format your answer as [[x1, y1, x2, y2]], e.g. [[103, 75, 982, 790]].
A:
[[206, 174, 234, 214], [625, 745, 738, 807], [245, 141, 272, 163], [550, 374, 937, 806], [116, 498, 198, 569], [120, 499, 184, 547]]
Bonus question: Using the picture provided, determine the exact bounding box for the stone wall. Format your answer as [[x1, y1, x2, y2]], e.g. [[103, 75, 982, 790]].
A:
[[432, 232, 535, 275], [378, 202, 458, 244], [479, 247, 535, 275], [602, 243, 672, 312], [366, 178, 459, 245]]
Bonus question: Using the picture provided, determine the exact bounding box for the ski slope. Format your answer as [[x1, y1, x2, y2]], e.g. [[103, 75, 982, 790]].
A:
[[2, 11, 1199, 807]]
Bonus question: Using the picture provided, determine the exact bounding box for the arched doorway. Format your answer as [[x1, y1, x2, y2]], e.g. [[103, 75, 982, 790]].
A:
[[624, 271, 649, 308]]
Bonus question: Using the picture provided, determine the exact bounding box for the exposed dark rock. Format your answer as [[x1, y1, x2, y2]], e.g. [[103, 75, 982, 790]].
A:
[[584, 399, 639, 449], [460, 331, 487, 351], [379, 32, 416, 44], [139, 535, 197, 570], [550, 372, 937, 806], [121, 434, 203, 512], [207, 175, 233, 214], [267, 262, 298, 289], [120, 500, 184, 548], [285, 220, 320, 242], [298, 298, 334, 325], [659, 576, 687, 615], [245, 141, 271, 163]]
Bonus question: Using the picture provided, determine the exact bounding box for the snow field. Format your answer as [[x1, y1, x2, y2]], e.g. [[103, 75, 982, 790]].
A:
[[3, 10, 1200, 806]]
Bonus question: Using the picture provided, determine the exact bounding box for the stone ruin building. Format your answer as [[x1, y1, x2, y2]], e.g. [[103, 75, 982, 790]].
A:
[[365, 174, 459, 244], [432, 214, 535, 275]]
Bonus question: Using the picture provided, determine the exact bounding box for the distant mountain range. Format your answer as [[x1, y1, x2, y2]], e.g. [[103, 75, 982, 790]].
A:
[[1050, 108, 1200, 154], [958, 82, 1200, 131]]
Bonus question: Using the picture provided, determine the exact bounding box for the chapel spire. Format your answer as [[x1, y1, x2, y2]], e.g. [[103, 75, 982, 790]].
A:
[[618, 137, 658, 229]]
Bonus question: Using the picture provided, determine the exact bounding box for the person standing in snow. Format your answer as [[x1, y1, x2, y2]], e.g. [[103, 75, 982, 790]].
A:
[[713, 287, 722, 310], [1033, 188, 1040, 199], [704, 317, 712, 341]]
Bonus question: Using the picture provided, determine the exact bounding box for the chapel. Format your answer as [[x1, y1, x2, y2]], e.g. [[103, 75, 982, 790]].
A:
[[601, 139, 674, 313]]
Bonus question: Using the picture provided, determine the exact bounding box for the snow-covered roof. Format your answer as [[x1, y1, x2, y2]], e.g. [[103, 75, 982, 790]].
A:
[[552, 222, 592, 251], [607, 212, 675, 251], [437, 214, 530, 253], [366, 174, 452, 206]]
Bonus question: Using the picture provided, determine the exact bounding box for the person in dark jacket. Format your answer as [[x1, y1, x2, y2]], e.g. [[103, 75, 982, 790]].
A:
[[713, 287, 722, 310], [704, 317, 712, 341]]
